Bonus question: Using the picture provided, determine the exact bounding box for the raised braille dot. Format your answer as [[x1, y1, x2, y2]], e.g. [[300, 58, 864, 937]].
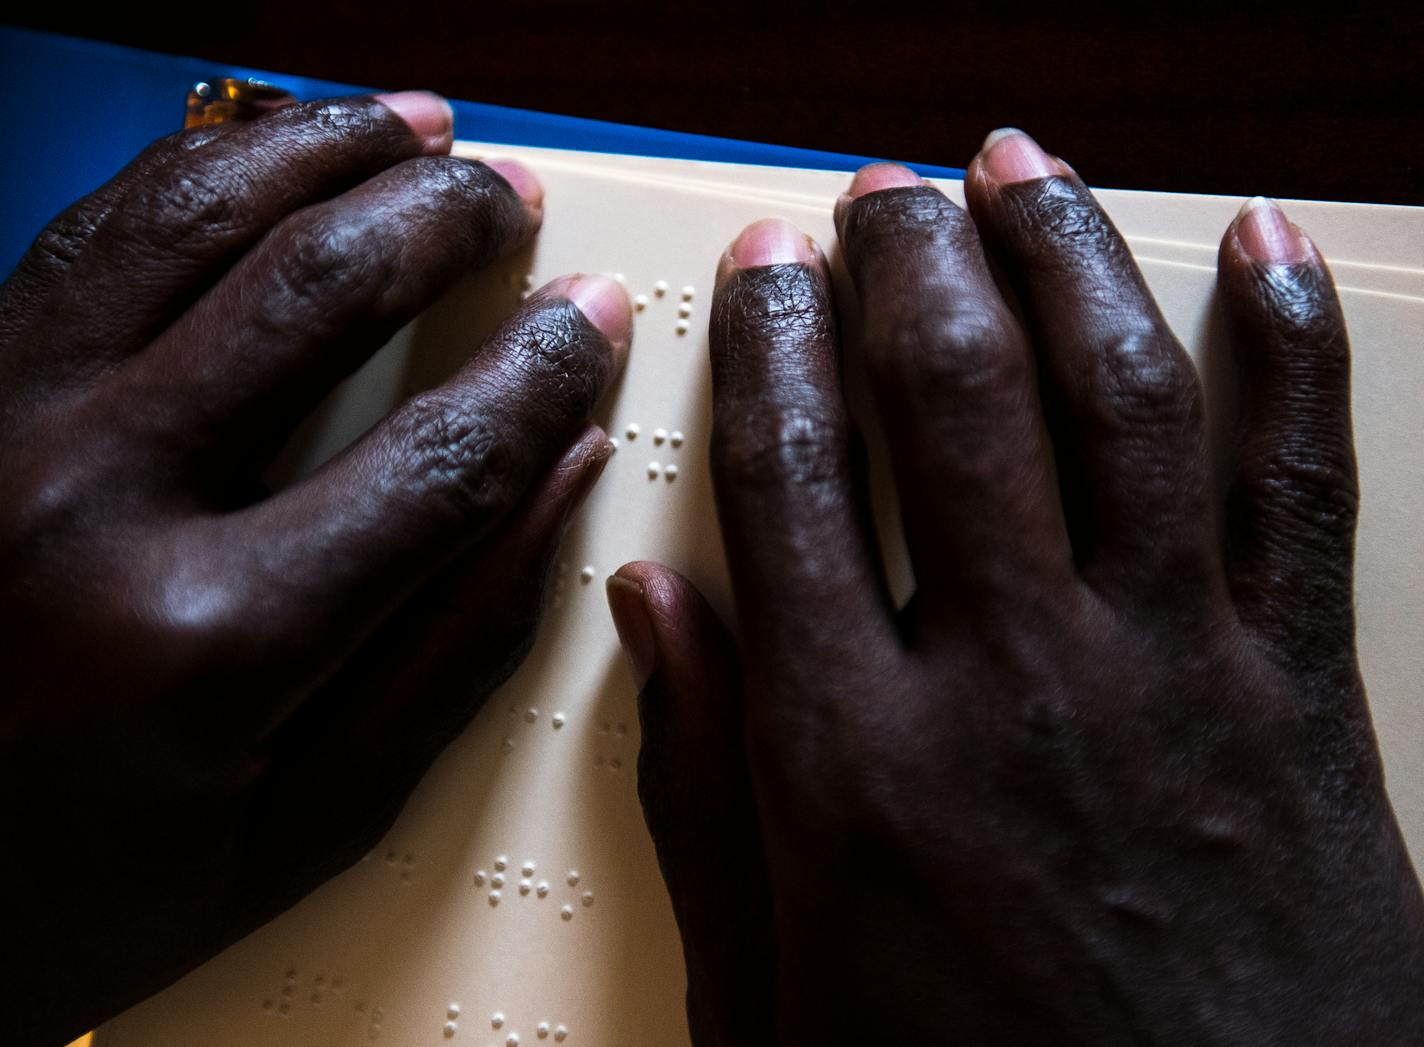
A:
[[522, 274, 533, 290], [677, 303, 692, 318], [279, 1002, 290, 1016], [615, 722, 628, 735], [491, 1012, 505, 1028], [404, 853, 415, 865], [654, 280, 669, 297], [624, 423, 640, 439], [519, 879, 532, 896], [521, 860, 536, 876], [500, 738, 515, 753], [567, 870, 580, 886], [561, 905, 574, 921], [633, 294, 648, 311], [579, 565, 595, 583], [653, 428, 667, 444], [443, 1021, 457, 1038], [494, 855, 508, 871], [507, 1036, 520, 1047], [537, 1022, 550, 1039], [524, 707, 539, 722], [536, 881, 550, 897], [613, 272, 625, 284], [489, 890, 502, 905], [555, 1026, 568, 1042], [675, 319, 690, 335], [681, 285, 695, 299], [491, 872, 505, 887], [581, 891, 595, 907], [647, 462, 661, 479], [551, 714, 565, 729], [670, 430, 685, 447], [286, 968, 297, 980], [474, 870, 487, 886], [609, 757, 623, 770], [607, 437, 619, 451], [448, 1004, 461, 1019]]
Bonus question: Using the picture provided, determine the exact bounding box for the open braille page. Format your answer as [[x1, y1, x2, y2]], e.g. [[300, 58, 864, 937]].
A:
[[99, 154, 1424, 1047]]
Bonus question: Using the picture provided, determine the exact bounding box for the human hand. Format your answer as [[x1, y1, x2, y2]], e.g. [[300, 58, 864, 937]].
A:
[[0, 93, 629, 1045], [611, 130, 1424, 1044]]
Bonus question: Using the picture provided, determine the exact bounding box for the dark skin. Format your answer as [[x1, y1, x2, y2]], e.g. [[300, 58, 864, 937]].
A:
[[1, 94, 1419, 1045], [0, 94, 630, 1045], [610, 137, 1424, 1044]]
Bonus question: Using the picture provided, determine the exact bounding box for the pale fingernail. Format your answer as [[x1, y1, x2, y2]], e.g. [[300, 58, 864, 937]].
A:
[[484, 158, 544, 211], [1235, 197, 1312, 264], [373, 91, 454, 154], [545, 274, 633, 364], [606, 574, 656, 690], [846, 161, 922, 199], [727, 218, 817, 268], [979, 127, 1062, 184]]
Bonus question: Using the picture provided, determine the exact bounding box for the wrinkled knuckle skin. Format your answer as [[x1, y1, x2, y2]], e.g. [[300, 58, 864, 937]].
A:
[[389, 393, 519, 527], [267, 212, 401, 320], [875, 305, 1026, 413], [1084, 327, 1202, 438], [712, 404, 848, 496], [1235, 444, 1360, 548], [123, 166, 246, 259]]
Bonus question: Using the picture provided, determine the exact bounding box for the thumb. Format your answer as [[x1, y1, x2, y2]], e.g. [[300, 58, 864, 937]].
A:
[[607, 562, 777, 1047]]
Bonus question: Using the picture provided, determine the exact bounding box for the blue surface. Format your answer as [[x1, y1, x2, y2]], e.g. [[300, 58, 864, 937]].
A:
[[0, 26, 964, 275]]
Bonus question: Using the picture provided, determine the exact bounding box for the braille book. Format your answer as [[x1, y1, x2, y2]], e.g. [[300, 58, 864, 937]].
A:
[[96, 143, 1424, 1047]]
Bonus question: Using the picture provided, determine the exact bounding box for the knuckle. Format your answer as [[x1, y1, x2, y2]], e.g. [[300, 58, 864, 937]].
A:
[[1086, 327, 1201, 434], [125, 167, 243, 256], [389, 393, 520, 525], [268, 211, 399, 316], [876, 305, 1026, 410], [1237, 443, 1359, 541], [712, 403, 847, 493]]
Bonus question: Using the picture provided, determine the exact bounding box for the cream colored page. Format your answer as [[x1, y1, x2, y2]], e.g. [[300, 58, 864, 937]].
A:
[[101, 162, 1424, 1047], [455, 141, 1424, 281]]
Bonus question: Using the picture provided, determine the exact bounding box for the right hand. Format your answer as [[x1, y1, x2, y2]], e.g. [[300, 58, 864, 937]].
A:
[[612, 131, 1424, 1045]]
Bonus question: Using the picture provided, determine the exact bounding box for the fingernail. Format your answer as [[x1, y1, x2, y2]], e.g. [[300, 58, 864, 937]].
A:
[[846, 161, 922, 199], [978, 127, 1062, 184], [374, 91, 454, 154], [1235, 197, 1312, 264], [545, 274, 633, 365], [606, 574, 656, 690], [484, 158, 544, 211], [835, 162, 924, 229], [727, 218, 817, 268], [568, 429, 613, 508]]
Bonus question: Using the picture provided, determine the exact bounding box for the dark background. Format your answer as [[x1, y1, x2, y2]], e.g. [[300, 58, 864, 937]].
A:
[[10, 2, 1423, 203]]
